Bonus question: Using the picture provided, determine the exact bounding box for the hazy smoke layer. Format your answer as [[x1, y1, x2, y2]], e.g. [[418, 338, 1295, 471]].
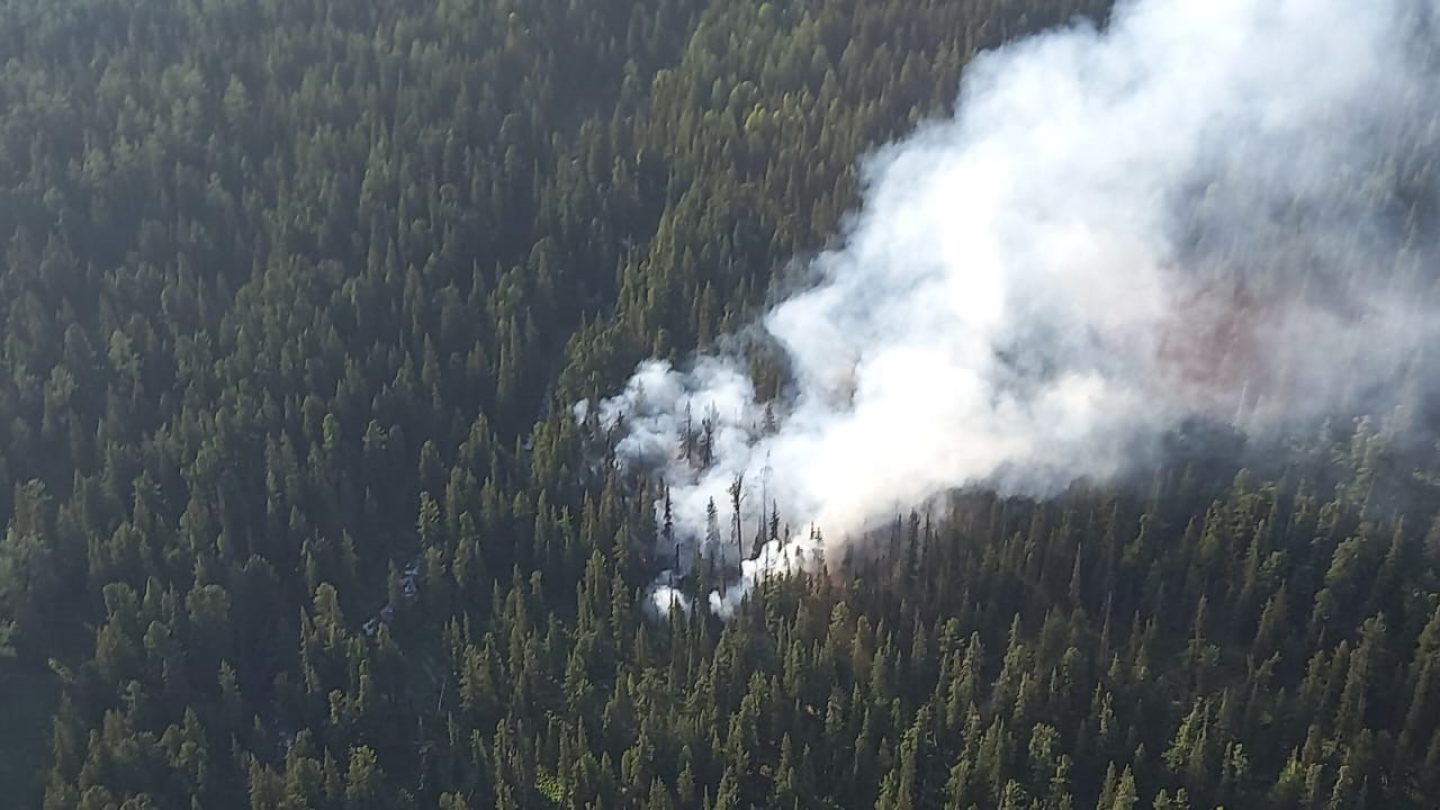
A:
[[583, 0, 1440, 614]]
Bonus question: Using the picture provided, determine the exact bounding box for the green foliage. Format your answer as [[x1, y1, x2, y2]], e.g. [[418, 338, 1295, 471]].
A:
[[0, 0, 1437, 808]]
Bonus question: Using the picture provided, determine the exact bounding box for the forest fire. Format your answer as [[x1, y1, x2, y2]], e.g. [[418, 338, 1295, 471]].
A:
[[1154, 279, 1267, 415]]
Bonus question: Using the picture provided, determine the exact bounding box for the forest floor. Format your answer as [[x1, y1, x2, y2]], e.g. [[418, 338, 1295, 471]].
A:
[[0, 657, 58, 804]]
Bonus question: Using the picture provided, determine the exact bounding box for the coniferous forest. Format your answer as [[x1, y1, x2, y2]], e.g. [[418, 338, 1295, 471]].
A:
[[2, 0, 1440, 808]]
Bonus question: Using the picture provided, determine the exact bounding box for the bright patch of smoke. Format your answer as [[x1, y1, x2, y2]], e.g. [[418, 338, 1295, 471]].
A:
[[583, 0, 1440, 614]]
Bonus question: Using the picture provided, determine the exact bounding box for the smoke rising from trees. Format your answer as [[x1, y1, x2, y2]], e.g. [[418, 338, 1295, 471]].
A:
[[582, 0, 1440, 613]]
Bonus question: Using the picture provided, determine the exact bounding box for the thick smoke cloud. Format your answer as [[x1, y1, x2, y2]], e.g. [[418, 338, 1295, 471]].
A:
[[582, 0, 1440, 615]]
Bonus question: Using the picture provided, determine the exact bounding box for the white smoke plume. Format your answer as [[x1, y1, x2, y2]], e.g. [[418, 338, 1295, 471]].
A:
[[582, 0, 1440, 614]]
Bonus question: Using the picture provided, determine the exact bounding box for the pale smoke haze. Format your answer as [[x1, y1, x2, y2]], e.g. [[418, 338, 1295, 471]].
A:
[[582, 0, 1440, 614]]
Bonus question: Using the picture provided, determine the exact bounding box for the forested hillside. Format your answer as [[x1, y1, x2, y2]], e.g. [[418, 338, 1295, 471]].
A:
[[2, 0, 1440, 808]]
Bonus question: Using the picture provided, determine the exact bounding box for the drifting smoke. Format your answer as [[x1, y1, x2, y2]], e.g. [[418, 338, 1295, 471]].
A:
[[580, 0, 1440, 616]]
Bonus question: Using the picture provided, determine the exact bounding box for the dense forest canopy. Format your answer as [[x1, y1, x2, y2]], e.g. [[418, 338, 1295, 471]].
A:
[[1, 0, 1439, 809]]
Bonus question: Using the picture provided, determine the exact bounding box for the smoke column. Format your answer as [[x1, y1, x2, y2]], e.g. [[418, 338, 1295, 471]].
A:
[[579, 0, 1440, 616]]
